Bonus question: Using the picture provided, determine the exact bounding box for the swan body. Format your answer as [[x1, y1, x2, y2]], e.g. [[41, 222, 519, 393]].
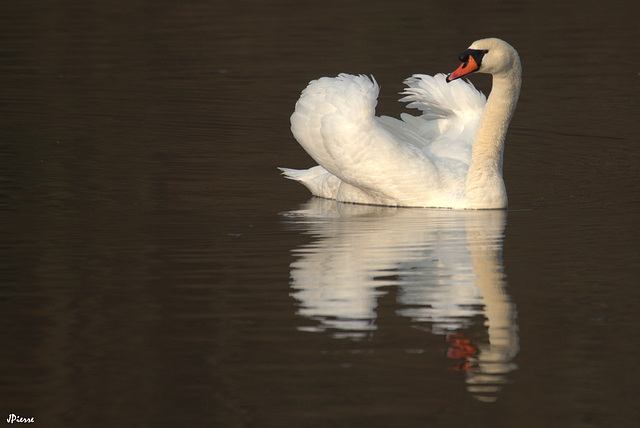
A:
[[280, 38, 521, 209]]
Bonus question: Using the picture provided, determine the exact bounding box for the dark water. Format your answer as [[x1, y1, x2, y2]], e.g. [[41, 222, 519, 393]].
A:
[[1, 0, 639, 426]]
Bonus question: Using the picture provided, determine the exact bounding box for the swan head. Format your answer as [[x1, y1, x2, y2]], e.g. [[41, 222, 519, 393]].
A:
[[446, 38, 520, 83]]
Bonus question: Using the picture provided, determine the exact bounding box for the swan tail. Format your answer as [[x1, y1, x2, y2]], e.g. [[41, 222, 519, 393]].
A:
[[278, 166, 340, 199]]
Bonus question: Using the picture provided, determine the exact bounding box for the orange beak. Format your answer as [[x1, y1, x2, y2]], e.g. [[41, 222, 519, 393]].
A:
[[446, 55, 480, 82]]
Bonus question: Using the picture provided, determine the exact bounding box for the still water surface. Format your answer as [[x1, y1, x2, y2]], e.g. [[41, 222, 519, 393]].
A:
[[1, 0, 639, 426]]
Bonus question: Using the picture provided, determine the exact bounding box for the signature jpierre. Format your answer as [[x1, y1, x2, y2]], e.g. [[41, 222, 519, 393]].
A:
[[6, 414, 34, 424]]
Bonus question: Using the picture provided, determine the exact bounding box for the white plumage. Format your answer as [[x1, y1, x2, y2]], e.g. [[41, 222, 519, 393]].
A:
[[281, 38, 521, 209]]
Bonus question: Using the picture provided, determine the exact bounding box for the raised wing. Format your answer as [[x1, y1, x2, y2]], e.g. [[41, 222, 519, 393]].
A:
[[379, 73, 486, 165], [290, 74, 439, 203]]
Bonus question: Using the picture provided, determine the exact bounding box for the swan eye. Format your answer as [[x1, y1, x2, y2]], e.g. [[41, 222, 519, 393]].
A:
[[458, 50, 471, 63]]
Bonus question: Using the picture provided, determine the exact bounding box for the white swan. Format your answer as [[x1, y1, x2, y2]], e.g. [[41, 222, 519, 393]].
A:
[[280, 38, 521, 209]]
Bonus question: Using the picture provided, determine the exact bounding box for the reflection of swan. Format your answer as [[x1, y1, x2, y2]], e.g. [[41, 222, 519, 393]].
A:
[[283, 198, 519, 402], [280, 38, 521, 209]]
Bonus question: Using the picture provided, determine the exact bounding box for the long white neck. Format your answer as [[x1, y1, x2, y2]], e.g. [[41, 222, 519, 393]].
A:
[[465, 66, 521, 208]]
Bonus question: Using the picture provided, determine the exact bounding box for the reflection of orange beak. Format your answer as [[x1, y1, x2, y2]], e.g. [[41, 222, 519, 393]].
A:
[[446, 333, 478, 371], [446, 55, 480, 82]]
